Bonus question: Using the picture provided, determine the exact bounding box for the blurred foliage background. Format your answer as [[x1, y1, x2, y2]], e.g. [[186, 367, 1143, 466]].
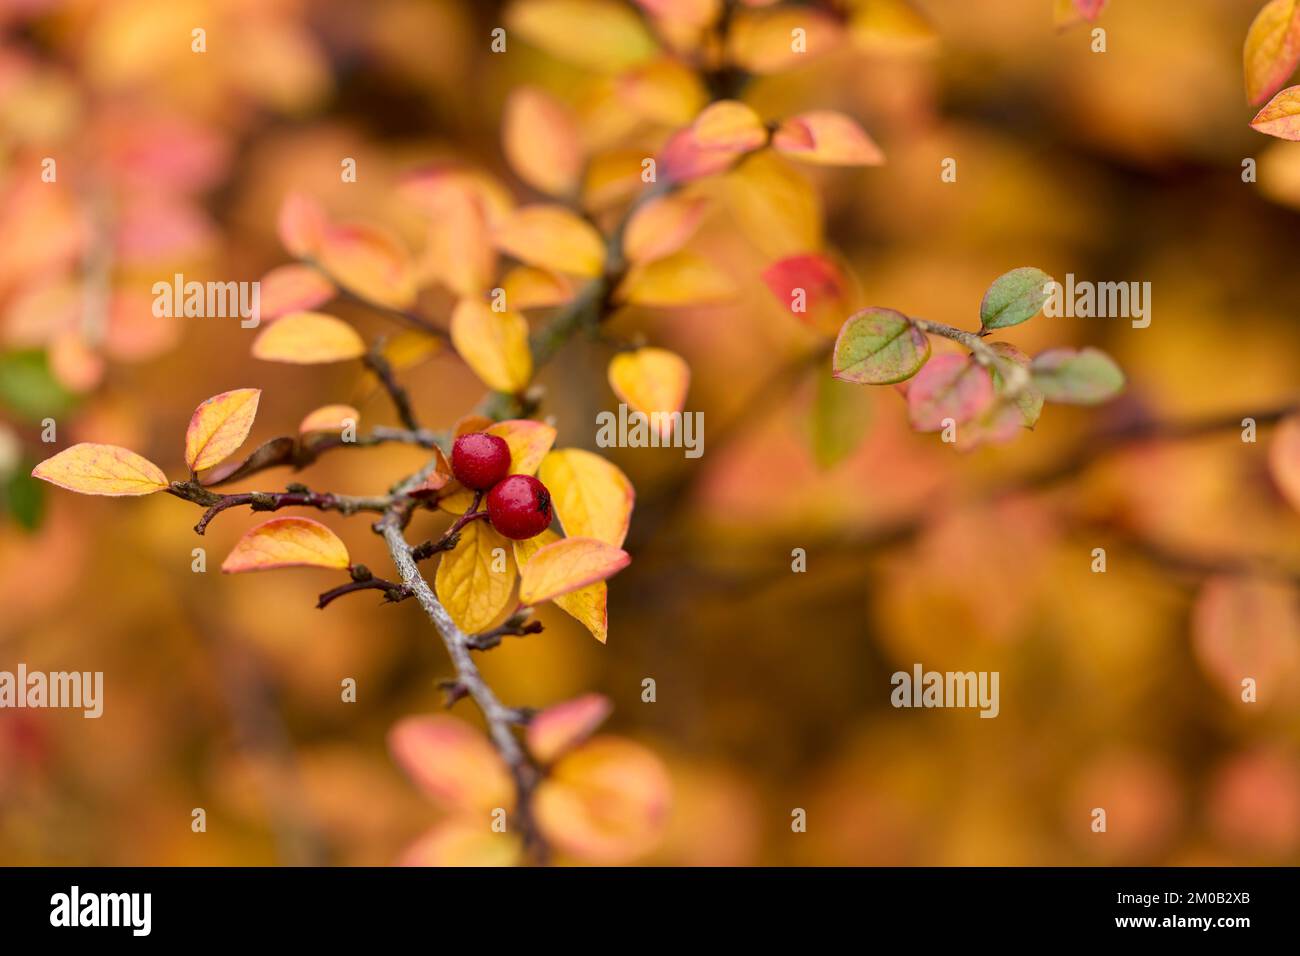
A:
[[3, 0, 1300, 865]]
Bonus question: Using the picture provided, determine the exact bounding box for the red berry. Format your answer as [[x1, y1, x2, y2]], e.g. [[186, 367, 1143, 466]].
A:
[[451, 432, 511, 490], [485, 474, 553, 540]]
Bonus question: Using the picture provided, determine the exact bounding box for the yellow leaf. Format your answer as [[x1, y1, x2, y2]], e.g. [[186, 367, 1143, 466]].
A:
[[623, 194, 709, 263], [616, 58, 708, 126], [436, 520, 518, 632], [722, 151, 821, 259], [382, 329, 443, 370], [849, 0, 938, 52], [31, 443, 168, 496], [514, 529, 610, 642], [388, 715, 516, 814], [494, 204, 607, 277], [450, 299, 533, 393], [315, 222, 417, 309], [399, 821, 523, 867], [1245, 0, 1300, 106], [692, 100, 767, 151], [258, 263, 335, 321], [772, 110, 885, 166], [526, 692, 613, 763], [220, 517, 350, 573], [538, 448, 635, 546], [608, 348, 690, 434], [518, 536, 630, 605], [277, 191, 327, 258], [501, 265, 575, 309], [727, 7, 844, 74], [252, 311, 366, 364], [503, 87, 584, 198], [533, 736, 671, 863], [508, 0, 659, 72], [616, 250, 735, 306], [185, 388, 261, 472], [299, 404, 360, 434]]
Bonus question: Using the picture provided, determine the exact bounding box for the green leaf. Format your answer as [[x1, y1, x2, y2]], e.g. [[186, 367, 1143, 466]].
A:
[[987, 341, 1044, 428], [979, 267, 1053, 331], [0, 350, 77, 422], [808, 373, 872, 468], [4, 465, 45, 531], [832, 308, 931, 385], [1030, 347, 1125, 404]]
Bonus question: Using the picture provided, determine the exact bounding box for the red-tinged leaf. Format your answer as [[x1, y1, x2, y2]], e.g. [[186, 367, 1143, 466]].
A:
[[185, 388, 261, 472], [1269, 414, 1300, 513], [1192, 575, 1300, 703], [1246, 0, 1300, 106], [1030, 347, 1124, 404], [220, 517, 350, 573], [987, 342, 1044, 428], [258, 264, 335, 321], [634, 0, 720, 28], [762, 252, 852, 331], [772, 111, 884, 166], [278, 191, 327, 258], [832, 307, 930, 385], [503, 87, 584, 198], [907, 354, 995, 431], [388, 715, 516, 815], [519, 536, 630, 605], [514, 529, 611, 642], [31, 443, 169, 497], [414, 175, 497, 297], [398, 820, 523, 867], [1252, 84, 1300, 139], [527, 693, 614, 763]]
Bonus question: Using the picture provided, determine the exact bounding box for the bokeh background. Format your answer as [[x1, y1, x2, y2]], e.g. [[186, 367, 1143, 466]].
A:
[[3, 0, 1300, 865]]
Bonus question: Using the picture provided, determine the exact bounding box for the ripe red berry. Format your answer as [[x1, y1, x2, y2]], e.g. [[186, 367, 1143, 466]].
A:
[[485, 474, 553, 540], [451, 432, 511, 490]]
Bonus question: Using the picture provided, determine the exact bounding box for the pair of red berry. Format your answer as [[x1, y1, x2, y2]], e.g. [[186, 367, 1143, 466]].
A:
[[450, 432, 552, 540]]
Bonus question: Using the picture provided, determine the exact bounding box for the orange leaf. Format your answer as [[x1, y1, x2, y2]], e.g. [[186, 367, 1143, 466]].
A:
[[514, 529, 610, 642], [1252, 84, 1300, 140], [527, 693, 614, 763], [494, 204, 606, 277], [518, 535, 630, 605], [616, 58, 709, 126], [501, 265, 575, 309], [534, 736, 671, 863], [31, 443, 169, 497], [503, 87, 584, 198], [1192, 575, 1300, 703], [315, 222, 417, 309], [220, 517, 350, 573], [1269, 413, 1300, 512], [1245, 0, 1300, 107], [299, 404, 360, 435], [449, 299, 533, 393], [623, 194, 709, 263], [608, 348, 690, 434], [185, 388, 261, 472], [258, 263, 336, 321], [772, 110, 884, 166], [277, 191, 327, 258], [252, 311, 366, 364], [727, 7, 844, 74], [388, 715, 516, 814], [398, 820, 523, 867], [415, 177, 496, 297], [538, 448, 634, 546]]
